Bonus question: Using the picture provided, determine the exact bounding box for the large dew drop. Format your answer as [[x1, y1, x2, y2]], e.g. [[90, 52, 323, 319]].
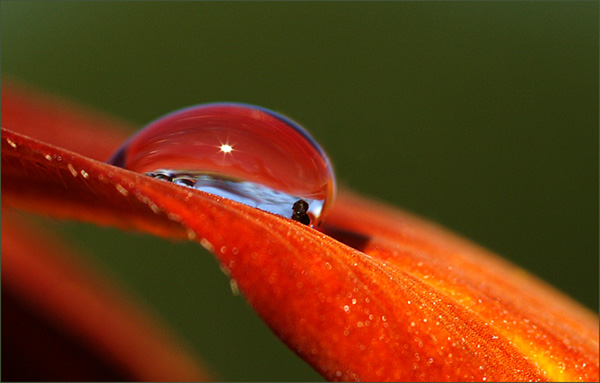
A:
[[108, 103, 336, 226]]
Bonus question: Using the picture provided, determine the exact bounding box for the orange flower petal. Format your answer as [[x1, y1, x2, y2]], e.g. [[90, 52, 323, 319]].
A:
[[1, 210, 211, 381], [2, 82, 598, 381]]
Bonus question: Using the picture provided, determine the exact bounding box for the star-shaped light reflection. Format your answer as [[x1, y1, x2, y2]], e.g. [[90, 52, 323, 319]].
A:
[[220, 144, 233, 153]]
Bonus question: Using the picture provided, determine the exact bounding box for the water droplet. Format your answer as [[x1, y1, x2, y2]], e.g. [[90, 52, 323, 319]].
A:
[[67, 163, 78, 177], [108, 103, 335, 226], [229, 279, 240, 296]]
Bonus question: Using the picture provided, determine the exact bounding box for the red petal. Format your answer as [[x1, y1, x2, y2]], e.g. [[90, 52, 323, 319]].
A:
[[1, 210, 211, 381], [2, 82, 598, 381], [324, 192, 599, 381]]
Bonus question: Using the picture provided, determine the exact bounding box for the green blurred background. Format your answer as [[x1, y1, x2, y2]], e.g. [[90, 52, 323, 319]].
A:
[[2, 2, 598, 381]]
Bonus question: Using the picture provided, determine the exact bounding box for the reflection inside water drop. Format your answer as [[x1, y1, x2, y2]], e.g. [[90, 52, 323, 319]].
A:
[[149, 170, 323, 224], [108, 103, 336, 226]]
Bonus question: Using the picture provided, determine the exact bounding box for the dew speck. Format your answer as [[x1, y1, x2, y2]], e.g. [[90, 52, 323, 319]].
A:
[[199, 238, 214, 252], [6, 137, 17, 148], [107, 103, 336, 227], [67, 163, 78, 177], [219, 264, 230, 276], [229, 279, 240, 296], [148, 202, 160, 214], [115, 184, 129, 196], [167, 213, 181, 222]]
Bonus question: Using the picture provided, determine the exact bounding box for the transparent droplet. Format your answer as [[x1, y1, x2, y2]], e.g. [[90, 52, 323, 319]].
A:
[[108, 103, 336, 226]]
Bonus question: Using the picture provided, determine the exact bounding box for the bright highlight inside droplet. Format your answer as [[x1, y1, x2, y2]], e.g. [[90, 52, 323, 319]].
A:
[[220, 144, 233, 153], [108, 103, 336, 226]]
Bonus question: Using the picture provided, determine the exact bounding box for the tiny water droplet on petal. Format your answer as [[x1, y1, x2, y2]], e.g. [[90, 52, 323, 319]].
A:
[[115, 184, 129, 196], [108, 103, 336, 226], [199, 238, 214, 252], [186, 229, 196, 240], [67, 163, 78, 177], [229, 279, 240, 296]]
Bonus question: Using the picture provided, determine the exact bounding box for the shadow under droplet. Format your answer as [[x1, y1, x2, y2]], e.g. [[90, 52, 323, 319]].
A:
[[319, 225, 371, 252]]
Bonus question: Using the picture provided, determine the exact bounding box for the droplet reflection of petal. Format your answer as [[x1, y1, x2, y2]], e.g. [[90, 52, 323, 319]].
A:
[[108, 103, 336, 226]]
